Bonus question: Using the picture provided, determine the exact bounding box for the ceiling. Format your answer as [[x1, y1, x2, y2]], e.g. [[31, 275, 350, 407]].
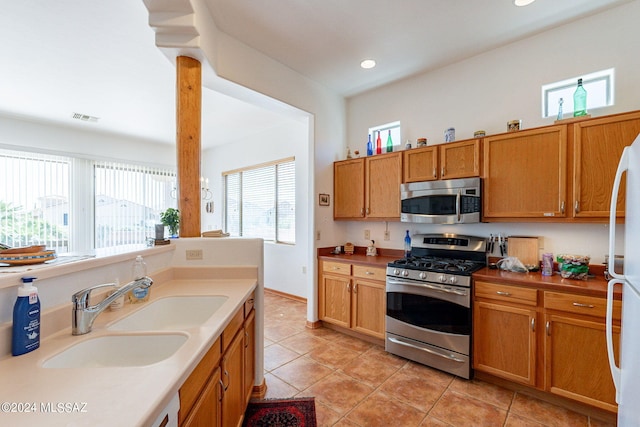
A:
[[0, 0, 630, 148]]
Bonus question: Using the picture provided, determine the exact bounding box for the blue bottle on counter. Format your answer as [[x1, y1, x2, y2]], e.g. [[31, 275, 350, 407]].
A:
[[404, 230, 412, 258], [12, 276, 40, 356]]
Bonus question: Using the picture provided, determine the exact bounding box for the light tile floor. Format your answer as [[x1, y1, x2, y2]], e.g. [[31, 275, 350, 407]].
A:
[[262, 291, 617, 427]]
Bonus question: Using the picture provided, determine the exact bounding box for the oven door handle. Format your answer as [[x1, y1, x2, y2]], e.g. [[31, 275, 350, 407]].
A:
[[388, 337, 465, 363], [387, 279, 468, 296], [456, 189, 462, 222]]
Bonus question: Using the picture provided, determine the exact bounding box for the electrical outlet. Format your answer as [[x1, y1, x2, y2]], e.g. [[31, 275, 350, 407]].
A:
[[364, 229, 370, 240], [186, 249, 203, 260], [384, 230, 390, 241], [316, 230, 321, 240]]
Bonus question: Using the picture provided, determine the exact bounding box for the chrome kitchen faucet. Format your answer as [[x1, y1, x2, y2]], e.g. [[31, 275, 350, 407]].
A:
[[71, 277, 153, 335]]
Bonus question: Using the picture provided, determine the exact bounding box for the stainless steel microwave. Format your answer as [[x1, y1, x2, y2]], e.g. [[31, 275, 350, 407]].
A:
[[400, 177, 481, 224]]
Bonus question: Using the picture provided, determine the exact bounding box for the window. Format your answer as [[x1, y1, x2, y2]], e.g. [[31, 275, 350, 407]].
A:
[[0, 149, 70, 252], [94, 161, 176, 249], [0, 148, 177, 254], [542, 68, 614, 118], [223, 158, 295, 244], [369, 121, 401, 151]]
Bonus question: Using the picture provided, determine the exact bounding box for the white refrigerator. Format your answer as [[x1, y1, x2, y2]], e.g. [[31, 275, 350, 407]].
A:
[[606, 133, 640, 426]]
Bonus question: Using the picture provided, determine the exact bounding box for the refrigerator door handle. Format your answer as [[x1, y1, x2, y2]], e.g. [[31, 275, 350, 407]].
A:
[[606, 279, 624, 403], [608, 147, 629, 281]]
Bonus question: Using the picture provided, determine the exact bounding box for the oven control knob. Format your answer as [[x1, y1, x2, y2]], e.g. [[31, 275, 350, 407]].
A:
[[393, 269, 400, 276], [438, 275, 447, 283], [402, 270, 409, 277], [449, 276, 458, 284], [419, 272, 427, 280]]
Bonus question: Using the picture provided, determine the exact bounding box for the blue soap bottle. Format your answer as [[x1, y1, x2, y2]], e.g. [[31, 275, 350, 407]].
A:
[[12, 276, 40, 356]]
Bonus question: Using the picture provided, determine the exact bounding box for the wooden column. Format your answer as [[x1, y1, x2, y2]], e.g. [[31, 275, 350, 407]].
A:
[[176, 56, 201, 237]]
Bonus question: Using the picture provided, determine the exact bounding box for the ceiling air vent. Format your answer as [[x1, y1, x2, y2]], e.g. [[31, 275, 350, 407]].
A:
[[71, 112, 99, 123]]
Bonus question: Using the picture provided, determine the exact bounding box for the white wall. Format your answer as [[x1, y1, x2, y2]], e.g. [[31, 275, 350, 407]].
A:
[[344, 1, 639, 263], [0, 114, 175, 166], [202, 119, 311, 298]]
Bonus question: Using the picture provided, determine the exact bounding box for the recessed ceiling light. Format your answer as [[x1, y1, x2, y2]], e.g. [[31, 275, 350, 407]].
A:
[[514, 0, 535, 6], [360, 59, 376, 69]]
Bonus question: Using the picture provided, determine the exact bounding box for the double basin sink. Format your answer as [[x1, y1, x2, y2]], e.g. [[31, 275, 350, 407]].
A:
[[43, 295, 228, 369]]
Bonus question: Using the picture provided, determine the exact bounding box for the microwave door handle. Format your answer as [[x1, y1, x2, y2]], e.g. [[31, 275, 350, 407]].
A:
[[456, 189, 461, 222]]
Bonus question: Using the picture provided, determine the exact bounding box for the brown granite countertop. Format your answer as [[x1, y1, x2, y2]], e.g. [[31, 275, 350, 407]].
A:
[[317, 246, 402, 268], [318, 247, 618, 299], [472, 267, 619, 299]]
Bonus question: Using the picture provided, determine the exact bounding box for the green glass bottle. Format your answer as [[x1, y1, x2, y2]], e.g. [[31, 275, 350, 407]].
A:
[[573, 78, 587, 117], [386, 130, 393, 152]]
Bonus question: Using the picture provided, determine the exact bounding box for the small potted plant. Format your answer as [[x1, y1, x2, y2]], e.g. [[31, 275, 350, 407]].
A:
[[160, 208, 180, 238]]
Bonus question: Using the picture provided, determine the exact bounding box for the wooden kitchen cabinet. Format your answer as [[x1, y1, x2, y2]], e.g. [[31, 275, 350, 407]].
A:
[[182, 366, 222, 427], [179, 295, 256, 427], [334, 152, 402, 220], [440, 139, 481, 179], [543, 291, 621, 412], [571, 110, 640, 219], [243, 308, 256, 406], [179, 338, 222, 427], [483, 125, 567, 220], [473, 281, 538, 386], [474, 280, 622, 413], [403, 139, 481, 182], [221, 327, 245, 427], [334, 159, 365, 219], [318, 260, 386, 339]]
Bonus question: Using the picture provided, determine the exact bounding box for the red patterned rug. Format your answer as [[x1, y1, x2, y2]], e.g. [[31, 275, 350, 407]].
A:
[[243, 397, 317, 427]]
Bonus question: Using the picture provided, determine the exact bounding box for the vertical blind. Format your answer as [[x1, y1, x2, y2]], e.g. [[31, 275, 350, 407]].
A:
[[94, 161, 176, 248], [0, 149, 70, 251], [224, 158, 295, 244]]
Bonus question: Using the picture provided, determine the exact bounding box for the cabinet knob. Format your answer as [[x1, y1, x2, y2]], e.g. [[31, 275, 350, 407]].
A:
[[353, 283, 358, 293], [365, 271, 374, 275], [496, 291, 511, 296], [441, 167, 445, 177], [574, 200, 580, 214], [531, 318, 535, 332], [433, 168, 437, 178], [546, 321, 551, 336], [560, 201, 565, 214]]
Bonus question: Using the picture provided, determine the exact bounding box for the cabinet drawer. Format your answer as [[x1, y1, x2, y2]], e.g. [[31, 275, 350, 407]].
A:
[[544, 291, 621, 320], [322, 261, 351, 275], [179, 337, 221, 423], [222, 307, 244, 351], [244, 291, 255, 317], [352, 265, 386, 281], [475, 281, 538, 306]]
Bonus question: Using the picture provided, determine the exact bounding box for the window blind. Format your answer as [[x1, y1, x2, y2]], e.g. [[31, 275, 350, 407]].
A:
[[223, 158, 295, 243], [94, 161, 176, 248], [0, 149, 70, 251]]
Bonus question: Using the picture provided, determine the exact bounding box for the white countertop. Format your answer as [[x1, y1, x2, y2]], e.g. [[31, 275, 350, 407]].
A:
[[0, 268, 257, 426]]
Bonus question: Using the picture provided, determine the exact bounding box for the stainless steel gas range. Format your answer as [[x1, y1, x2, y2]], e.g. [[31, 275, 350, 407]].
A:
[[385, 233, 486, 379]]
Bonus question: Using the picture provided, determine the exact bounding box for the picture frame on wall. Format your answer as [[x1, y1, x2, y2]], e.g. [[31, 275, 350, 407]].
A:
[[319, 193, 330, 206]]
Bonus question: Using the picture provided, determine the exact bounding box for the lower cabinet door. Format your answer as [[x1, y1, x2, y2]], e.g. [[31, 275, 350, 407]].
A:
[[473, 301, 537, 386], [545, 313, 620, 412], [352, 279, 385, 338], [221, 330, 245, 427], [182, 366, 221, 427], [243, 309, 256, 405], [319, 274, 351, 328]]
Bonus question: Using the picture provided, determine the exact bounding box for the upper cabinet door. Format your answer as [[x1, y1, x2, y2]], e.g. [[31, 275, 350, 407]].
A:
[[334, 158, 365, 219], [439, 139, 481, 179], [483, 126, 567, 220], [403, 146, 438, 182], [572, 111, 640, 219], [365, 152, 402, 219]]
